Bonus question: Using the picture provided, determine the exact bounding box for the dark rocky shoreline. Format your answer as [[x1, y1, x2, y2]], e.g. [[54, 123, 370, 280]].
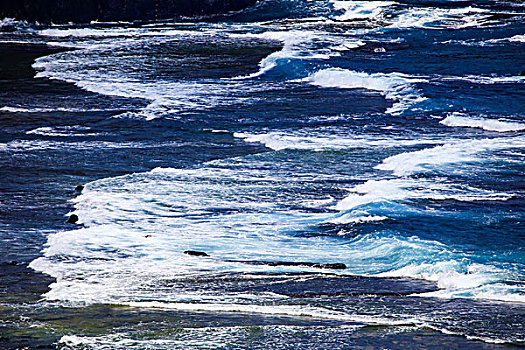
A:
[[0, 0, 257, 23]]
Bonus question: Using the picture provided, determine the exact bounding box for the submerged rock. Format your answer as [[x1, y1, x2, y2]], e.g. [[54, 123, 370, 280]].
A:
[[251, 261, 347, 270], [182, 251, 346, 269], [227, 259, 347, 270], [0, 0, 257, 23]]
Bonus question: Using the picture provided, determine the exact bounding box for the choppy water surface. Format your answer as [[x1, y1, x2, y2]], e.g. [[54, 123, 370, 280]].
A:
[[0, 0, 524, 348]]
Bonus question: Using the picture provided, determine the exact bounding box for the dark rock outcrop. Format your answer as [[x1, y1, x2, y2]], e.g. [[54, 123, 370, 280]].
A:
[[66, 214, 79, 224], [184, 250, 210, 257], [182, 250, 346, 269], [0, 0, 257, 23], [240, 261, 347, 270]]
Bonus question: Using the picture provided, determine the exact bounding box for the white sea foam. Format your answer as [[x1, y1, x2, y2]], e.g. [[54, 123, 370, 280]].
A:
[[329, 214, 388, 225], [484, 34, 525, 45], [440, 113, 525, 132], [379, 260, 498, 289], [330, 40, 366, 52], [330, 1, 395, 21], [324, 130, 524, 304], [29, 163, 353, 304], [59, 320, 522, 350], [0, 17, 26, 29], [303, 68, 427, 115], [442, 34, 525, 47], [0, 139, 181, 152], [40, 27, 196, 39], [30, 28, 269, 119], [329, 2, 494, 29], [334, 178, 513, 211], [58, 324, 367, 349], [40, 28, 138, 38], [229, 30, 344, 80], [29, 154, 523, 306], [58, 331, 248, 349], [421, 282, 525, 303], [1, 106, 111, 113], [33, 51, 245, 119], [26, 126, 99, 137], [0, 40, 40, 45], [388, 6, 493, 30], [23, 19, 525, 310], [126, 302, 417, 325], [0, 17, 15, 26], [378, 261, 525, 303], [423, 325, 523, 345], [376, 137, 525, 176], [344, 234, 525, 303], [508, 34, 525, 42], [440, 74, 525, 85], [233, 131, 443, 151]]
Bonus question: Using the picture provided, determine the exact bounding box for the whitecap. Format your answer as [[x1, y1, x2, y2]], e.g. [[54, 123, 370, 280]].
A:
[[387, 6, 493, 30], [302, 68, 427, 115], [508, 34, 525, 42], [378, 261, 525, 303], [329, 214, 388, 225], [229, 30, 339, 80], [0, 139, 181, 152], [440, 113, 525, 132], [328, 2, 496, 30], [483, 34, 525, 45], [439, 74, 525, 84], [26, 126, 96, 137], [0, 106, 110, 113], [334, 178, 513, 211], [330, 1, 395, 22], [39, 28, 139, 38], [376, 137, 525, 176], [233, 131, 442, 151]]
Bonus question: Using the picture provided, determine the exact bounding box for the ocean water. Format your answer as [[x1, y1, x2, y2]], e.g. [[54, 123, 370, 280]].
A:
[[0, 0, 524, 348]]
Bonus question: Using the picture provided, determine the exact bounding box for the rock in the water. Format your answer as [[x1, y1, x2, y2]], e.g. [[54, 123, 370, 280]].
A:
[[66, 214, 79, 224], [265, 261, 347, 270], [184, 250, 209, 257], [75, 185, 84, 192], [0, 0, 258, 23], [226, 260, 347, 270], [310, 263, 347, 270], [181, 252, 345, 269]]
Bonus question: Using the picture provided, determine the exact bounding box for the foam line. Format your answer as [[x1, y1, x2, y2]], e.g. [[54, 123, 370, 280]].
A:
[[376, 137, 525, 176], [233, 131, 443, 151], [440, 113, 525, 132], [125, 301, 418, 325], [303, 68, 427, 115]]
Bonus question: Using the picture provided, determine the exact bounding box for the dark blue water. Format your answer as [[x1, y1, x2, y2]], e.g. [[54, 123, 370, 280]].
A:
[[0, 1, 524, 348]]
